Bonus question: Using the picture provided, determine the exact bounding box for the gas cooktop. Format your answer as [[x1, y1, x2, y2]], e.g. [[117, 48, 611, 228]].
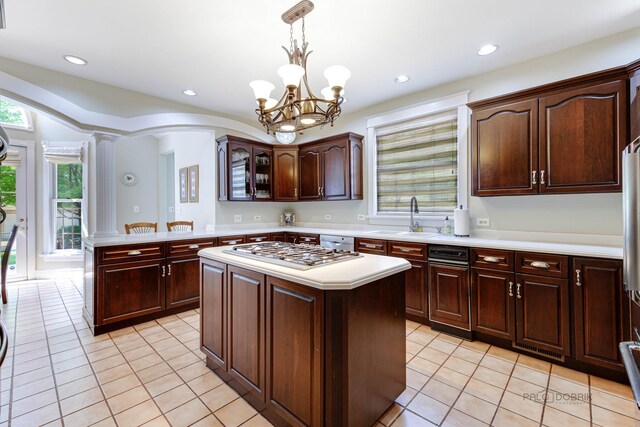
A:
[[223, 242, 362, 270]]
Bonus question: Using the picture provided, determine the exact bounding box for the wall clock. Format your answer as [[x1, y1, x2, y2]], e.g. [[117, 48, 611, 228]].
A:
[[120, 172, 137, 186]]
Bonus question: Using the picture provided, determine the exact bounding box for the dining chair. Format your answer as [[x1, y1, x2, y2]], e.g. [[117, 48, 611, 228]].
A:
[[124, 222, 158, 234], [1, 224, 19, 304], [167, 221, 194, 232]]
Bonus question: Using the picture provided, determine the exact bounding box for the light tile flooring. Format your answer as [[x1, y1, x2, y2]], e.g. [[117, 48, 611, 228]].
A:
[[0, 275, 639, 427]]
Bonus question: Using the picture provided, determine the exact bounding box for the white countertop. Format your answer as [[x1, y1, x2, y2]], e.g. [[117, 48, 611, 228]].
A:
[[198, 246, 411, 290], [83, 226, 623, 259]]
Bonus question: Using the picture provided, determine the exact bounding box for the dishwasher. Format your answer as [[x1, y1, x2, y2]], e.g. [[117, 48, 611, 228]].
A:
[[319, 234, 355, 252], [427, 245, 472, 338]]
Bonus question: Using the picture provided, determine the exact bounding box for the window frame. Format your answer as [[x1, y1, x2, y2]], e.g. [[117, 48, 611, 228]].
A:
[[366, 92, 469, 227], [52, 163, 83, 253]]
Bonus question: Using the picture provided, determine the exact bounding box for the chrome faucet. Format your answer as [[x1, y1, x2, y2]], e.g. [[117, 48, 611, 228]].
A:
[[409, 196, 420, 232]]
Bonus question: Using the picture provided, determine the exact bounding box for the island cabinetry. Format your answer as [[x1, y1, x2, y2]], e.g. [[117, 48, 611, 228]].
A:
[[573, 258, 628, 371], [388, 241, 428, 323], [199, 256, 406, 427]]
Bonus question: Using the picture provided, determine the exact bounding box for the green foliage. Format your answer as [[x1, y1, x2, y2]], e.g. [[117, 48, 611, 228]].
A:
[[0, 99, 27, 126], [0, 165, 16, 207], [57, 164, 83, 199]]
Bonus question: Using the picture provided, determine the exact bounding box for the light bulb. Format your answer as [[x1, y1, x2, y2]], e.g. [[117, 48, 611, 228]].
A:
[[275, 132, 296, 144]]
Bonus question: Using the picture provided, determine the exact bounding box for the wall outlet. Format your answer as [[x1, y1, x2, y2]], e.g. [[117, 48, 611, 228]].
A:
[[476, 218, 491, 227], [253, 215, 261, 221], [168, 207, 174, 213], [133, 205, 139, 213], [234, 214, 242, 223], [176, 206, 182, 213], [357, 214, 366, 220], [324, 214, 332, 220]]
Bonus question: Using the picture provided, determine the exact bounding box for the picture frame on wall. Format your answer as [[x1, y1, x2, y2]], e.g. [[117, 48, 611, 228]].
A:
[[179, 167, 188, 203], [188, 165, 199, 203]]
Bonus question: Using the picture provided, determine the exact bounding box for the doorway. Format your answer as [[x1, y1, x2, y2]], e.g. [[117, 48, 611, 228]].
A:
[[1, 145, 28, 280]]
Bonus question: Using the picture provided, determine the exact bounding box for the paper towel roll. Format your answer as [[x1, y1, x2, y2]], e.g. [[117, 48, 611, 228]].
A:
[[454, 206, 470, 237]]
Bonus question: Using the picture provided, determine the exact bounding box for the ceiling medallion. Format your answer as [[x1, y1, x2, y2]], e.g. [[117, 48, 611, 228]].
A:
[[250, 0, 350, 141]]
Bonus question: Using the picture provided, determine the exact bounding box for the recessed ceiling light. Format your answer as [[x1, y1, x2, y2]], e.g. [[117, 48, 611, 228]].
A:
[[182, 89, 197, 96], [63, 55, 88, 65], [394, 75, 410, 83], [477, 44, 498, 56]]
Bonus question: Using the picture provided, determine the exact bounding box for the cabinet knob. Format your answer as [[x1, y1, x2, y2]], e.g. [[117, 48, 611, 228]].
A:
[[532, 171, 537, 185], [483, 256, 499, 263], [531, 261, 550, 269], [127, 250, 142, 256], [188, 244, 200, 249], [516, 283, 522, 299], [508, 282, 514, 297], [576, 269, 581, 286]]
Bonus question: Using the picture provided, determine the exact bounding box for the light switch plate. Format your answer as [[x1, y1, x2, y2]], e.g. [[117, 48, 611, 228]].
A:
[[476, 218, 490, 227], [133, 205, 139, 213], [324, 214, 332, 220], [253, 215, 261, 221], [357, 214, 366, 220], [234, 215, 242, 223]]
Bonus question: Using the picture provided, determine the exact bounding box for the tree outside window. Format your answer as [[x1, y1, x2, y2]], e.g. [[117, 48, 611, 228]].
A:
[[0, 99, 30, 129]]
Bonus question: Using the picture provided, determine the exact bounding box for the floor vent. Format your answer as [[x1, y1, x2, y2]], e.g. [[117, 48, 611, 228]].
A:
[[512, 343, 564, 362]]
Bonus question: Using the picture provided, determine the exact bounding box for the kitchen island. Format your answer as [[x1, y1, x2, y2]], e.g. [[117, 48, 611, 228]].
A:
[[198, 244, 411, 427]]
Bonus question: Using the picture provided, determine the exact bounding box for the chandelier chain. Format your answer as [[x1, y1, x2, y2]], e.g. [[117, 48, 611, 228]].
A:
[[289, 24, 294, 54], [302, 17, 306, 47]]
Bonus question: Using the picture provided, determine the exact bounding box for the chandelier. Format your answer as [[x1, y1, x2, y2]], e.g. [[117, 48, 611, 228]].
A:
[[249, 1, 350, 143]]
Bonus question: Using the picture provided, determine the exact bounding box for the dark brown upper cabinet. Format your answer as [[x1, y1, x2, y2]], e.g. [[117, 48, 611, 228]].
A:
[[470, 69, 628, 196], [217, 132, 363, 202]]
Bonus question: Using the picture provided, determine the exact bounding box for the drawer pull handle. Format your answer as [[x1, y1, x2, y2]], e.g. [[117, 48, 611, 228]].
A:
[[304, 238, 311, 242], [508, 282, 514, 297], [576, 269, 581, 286], [255, 238, 264, 242], [531, 261, 550, 269], [540, 170, 546, 185], [127, 250, 142, 256], [516, 283, 522, 299], [227, 240, 237, 245], [362, 243, 377, 249], [188, 244, 200, 249], [532, 170, 537, 185], [483, 256, 500, 263], [162, 265, 166, 277], [399, 248, 413, 253], [168, 265, 172, 276]]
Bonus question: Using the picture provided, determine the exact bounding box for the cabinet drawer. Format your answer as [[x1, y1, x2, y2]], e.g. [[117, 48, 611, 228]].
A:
[[167, 239, 215, 257], [298, 233, 319, 244], [97, 243, 164, 265], [516, 252, 568, 278], [471, 248, 514, 271], [356, 238, 388, 255], [388, 241, 427, 261], [218, 235, 247, 246], [246, 234, 271, 243]]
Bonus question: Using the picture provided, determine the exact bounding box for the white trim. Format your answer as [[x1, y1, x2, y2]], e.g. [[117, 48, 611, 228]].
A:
[[366, 92, 470, 227]]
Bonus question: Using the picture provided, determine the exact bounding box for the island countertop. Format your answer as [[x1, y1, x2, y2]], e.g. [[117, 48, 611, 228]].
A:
[[198, 245, 411, 290]]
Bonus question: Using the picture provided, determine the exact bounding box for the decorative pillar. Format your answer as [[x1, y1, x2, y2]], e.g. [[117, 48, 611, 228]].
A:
[[91, 133, 119, 237]]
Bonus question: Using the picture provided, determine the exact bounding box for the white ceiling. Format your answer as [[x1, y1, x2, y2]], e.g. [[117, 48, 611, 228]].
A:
[[0, 0, 639, 123]]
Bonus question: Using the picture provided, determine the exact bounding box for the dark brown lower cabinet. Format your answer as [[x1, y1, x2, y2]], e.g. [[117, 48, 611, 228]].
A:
[[98, 259, 165, 324], [267, 276, 323, 426], [228, 266, 265, 399], [428, 263, 470, 330], [471, 268, 515, 340], [406, 261, 428, 321], [271, 233, 285, 242], [515, 273, 570, 355], [166, 257, 200, 308], [284, 232, 298, 243], [573, 258, 627, 370], [200, 260, 226, 368]]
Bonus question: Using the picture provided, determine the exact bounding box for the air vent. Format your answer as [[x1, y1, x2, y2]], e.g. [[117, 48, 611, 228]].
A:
[[512, 343, 564, 362], [0, 0, 5, 29]]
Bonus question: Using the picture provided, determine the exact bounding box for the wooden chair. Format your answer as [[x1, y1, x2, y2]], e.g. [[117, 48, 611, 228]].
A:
[[1, 224, 19, 304], [124, 222, 158, 234], [167, 221, 194, 232]]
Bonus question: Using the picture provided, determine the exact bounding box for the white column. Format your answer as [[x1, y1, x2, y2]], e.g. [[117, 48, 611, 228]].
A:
[[91, 132, 119, 237]]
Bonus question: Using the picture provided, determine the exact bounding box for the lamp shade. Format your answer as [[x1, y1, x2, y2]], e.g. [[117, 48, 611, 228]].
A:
[[275, 132, 296, 144], [324, 65, 351, 89], [249, 80, 275, 100], [321, 87, 344, 101], [277, 64, 305, 88]]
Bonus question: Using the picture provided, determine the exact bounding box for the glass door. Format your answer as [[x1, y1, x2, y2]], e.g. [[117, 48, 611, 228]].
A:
[[230, 145, 252, 200], [1, 146, 27, 280], [253, 148, 273, 200]]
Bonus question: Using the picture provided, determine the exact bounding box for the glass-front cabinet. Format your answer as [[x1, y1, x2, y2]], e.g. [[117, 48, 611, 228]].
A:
[[217, 135, 273, 201]]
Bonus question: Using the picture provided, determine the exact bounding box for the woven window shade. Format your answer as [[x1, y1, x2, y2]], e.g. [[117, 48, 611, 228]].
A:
[[43, 145, 83, 164], [376, 110, 458, 213]]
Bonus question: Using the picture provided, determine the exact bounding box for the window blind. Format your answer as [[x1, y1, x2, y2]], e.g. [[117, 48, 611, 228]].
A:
[[1, 148, 21, 167], [43, 144, 83, 164], [376, 110, 458, 214]]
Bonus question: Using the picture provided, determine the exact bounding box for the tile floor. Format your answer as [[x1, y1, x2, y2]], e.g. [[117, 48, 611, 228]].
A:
[[0, 275, 639, 426]]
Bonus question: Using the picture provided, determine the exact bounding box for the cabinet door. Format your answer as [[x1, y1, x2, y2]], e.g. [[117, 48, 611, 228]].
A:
[[631, 71, 640, 143], [228, 266, 265, 399], [166, 257, 200, 309], [274, 148, 299, 201], [515, 274, 570, 355], [284, 232, 298, 243], [539, 80, 626, 193], [405, 261, 428, 320], [299, 147, 321, 200], [321, 141, 350, 200], [253, 146, 273, 200], [266, 276, 323, 427], [271, 233, 285, 242], [98, 259, 165, 324], [428, 263, 470, 330], [471, 269, 515, 340], [201, 260, 226, 368], [350, 137, 363, 200], [574, 258, 627, 370], [229, 143, 253, 200], [217, 142, 228, 200], [471, 99, 539, 196]]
